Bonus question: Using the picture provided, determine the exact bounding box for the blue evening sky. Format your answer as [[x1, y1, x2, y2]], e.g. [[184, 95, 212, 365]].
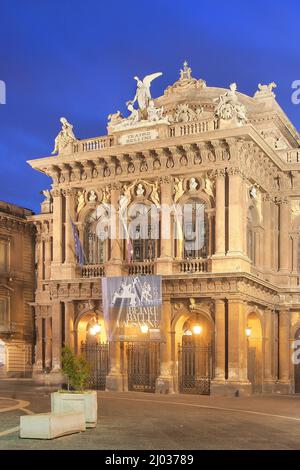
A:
[[0, 0, 299, 212]]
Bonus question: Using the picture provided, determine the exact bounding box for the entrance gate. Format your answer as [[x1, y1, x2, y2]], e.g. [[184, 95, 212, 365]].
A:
[[81, 341, 109, 390], [127, 342, 160, 393], [178, 342, 212, 395]]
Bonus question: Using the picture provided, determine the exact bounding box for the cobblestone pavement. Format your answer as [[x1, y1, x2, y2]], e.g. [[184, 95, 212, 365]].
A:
[[0, 380, 300, 450]]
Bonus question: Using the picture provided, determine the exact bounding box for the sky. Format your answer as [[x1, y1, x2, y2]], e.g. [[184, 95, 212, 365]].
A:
[[0, 0, 299, 213]]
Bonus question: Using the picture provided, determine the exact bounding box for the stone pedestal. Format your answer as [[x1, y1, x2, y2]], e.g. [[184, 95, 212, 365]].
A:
[[105, 341, 124, 391], [105, 373, 124, 392], [155, 257, 173, 275], [155, 376, 174, 394]]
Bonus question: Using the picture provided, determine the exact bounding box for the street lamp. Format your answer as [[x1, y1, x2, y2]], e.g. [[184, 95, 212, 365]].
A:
[[245, 326, 252, 337], [140, 324, 149, 334], [89, 319, 102, 336], [193, 324, 202, 335]]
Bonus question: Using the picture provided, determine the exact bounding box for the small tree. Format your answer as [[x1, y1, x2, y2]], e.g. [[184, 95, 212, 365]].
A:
[[61, 345, 91, 391]]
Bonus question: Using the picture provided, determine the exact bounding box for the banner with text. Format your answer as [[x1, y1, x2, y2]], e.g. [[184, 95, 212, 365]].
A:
[[102, 275, 162, 341]]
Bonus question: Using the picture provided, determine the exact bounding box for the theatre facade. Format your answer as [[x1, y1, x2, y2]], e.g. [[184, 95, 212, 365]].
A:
[[28, 63, 300, 395]]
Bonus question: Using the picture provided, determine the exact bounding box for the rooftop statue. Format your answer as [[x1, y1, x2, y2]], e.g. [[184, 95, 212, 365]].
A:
[[214, 83, 247, 125], [180, 61, 192, 80], [254, 82, 277, 98], [108, 71, 169, 131], [164, 61, 206, 95], [52, 117, 76, 155], [132, 73, 162, 119]]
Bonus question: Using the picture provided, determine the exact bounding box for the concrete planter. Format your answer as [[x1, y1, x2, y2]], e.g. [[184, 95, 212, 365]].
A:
[[51, 390, 98, 428], [20, 411, 86, 439]]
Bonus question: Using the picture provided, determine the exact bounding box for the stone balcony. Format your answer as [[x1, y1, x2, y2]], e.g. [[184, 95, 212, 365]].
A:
[[80, 258, 211, 278], [70, 117, 219, 155]]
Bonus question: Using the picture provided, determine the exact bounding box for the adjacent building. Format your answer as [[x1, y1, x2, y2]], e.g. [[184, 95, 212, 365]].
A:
[[0, 201, 35, 377], [28, 63, 300, 395]]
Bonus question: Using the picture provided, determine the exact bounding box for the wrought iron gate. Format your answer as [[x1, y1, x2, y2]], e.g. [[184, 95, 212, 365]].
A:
[[178, 342, 212, 395], [81, 341, 109, 390], [127, 342, 160, 393]]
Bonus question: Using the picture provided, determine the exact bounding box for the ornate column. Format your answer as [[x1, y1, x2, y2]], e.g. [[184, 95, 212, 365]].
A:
[[263, 308, 274, 388], [157, 176, 173, 275], [278, 309, 291, 390], [44, 235, 52, 280], [36, 226, 43, 282], [263, 195, 272, 270], [292, 234, 298, 274], [156, 298, 174, 393], [51, 189, 63, 279], [214, 170, 226, 256], [228, 170, 245, 256], [227, 299, 250, 393], [279, 199, 290, 273], [212, 299, 226, 382], [106, 184, 123, 276], [63, 188, 76, 277], [51, 301, 62, 373], [33, 311, 43, 374], [64, 301, 75, 350], [45, 315, 52, 369]]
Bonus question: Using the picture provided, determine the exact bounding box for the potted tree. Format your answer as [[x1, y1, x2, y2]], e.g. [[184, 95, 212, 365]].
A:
[[51, 346, 98, 428]]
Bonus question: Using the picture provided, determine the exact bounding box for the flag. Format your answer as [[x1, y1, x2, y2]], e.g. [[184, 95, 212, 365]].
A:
[[70, 217, 85, 265]]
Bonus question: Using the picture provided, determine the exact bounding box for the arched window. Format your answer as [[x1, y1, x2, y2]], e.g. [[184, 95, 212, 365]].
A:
[[175, 198, 209, 259], [127, 202, 159, 262], [84, 207, 109, 264]]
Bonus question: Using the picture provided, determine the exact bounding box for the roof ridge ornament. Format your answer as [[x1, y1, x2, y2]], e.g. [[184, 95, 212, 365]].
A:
[[164, 61, 206, 95], [180, 60, 192, 81], [254, 82, 277, 99]]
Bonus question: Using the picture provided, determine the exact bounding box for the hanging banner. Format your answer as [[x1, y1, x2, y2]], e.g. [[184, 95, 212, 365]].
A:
[[102, 275, 162, 341]]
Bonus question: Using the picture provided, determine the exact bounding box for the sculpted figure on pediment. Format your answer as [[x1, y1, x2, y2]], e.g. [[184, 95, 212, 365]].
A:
[[164, 61, 206, 95], [169, 103, 203, 123], [52, 117, 76, 155], [108, 72, 168, 131], [76, 190, 85, 214], [254, 82, 276, 98], [174, 177, 185, 203], [214, 83, 247, 126]]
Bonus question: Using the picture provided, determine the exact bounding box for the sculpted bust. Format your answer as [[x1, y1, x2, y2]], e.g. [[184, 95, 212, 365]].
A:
[[136, 183, 145, 196], [189, 177, 198, 191]]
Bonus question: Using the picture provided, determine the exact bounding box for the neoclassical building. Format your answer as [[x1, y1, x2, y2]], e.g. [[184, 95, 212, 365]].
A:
[[28, 63, 300, 395], [0, 201, 35, 377]]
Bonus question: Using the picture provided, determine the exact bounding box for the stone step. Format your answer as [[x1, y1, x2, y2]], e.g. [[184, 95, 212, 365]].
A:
[[20, 411, 86, 439]]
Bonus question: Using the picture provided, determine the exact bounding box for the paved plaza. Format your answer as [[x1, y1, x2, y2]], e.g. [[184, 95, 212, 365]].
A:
[[0, 380, 299, 450]]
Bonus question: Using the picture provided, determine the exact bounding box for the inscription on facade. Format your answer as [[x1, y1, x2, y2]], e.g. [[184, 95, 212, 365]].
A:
[[119, 129, 158, 145]]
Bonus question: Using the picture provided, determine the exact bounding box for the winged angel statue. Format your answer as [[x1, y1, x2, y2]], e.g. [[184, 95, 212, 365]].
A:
[[108, 72, 167, 129], [131, 73, 162, 119]]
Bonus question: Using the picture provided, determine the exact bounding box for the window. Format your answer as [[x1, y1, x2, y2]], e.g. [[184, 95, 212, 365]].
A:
[[180, 199, 209, 259], [84, 207, 109, 264], [132, 225, 156, 261], [0, 240, 8, 272], [0, 299, 9, 327]]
